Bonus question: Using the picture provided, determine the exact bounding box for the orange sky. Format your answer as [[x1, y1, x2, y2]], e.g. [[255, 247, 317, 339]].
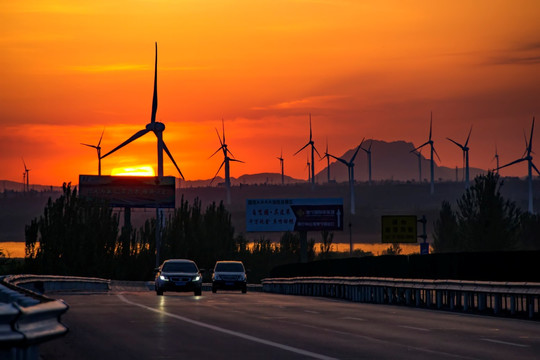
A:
[[1, 0, 540, 186]]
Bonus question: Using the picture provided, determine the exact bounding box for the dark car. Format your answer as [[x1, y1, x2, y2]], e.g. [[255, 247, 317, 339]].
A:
[[155, 259, 203, 296], [212, 260, 247, 293]]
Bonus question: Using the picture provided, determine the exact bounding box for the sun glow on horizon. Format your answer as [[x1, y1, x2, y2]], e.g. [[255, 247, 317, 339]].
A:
[[111, 166, 155, 177]]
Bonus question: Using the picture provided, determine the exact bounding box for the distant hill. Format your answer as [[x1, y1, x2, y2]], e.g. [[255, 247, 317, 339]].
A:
[[1, 180, 63, 193], [315, 139, 485, 183]]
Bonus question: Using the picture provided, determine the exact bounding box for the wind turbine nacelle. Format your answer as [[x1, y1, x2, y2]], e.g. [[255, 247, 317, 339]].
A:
[[147, 122, 166, 131]]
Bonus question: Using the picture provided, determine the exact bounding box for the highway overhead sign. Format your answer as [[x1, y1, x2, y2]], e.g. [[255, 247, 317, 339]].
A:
[[246, 198, 344, 232]]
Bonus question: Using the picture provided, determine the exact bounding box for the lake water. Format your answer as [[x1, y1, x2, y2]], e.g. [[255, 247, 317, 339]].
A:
[[0, 241, 425, 259]]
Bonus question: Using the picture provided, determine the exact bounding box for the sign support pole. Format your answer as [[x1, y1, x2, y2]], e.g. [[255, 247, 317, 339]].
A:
[[349, 222, 353, 255]]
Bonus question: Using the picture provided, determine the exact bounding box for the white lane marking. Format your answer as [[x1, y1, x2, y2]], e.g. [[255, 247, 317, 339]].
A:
[[304, 310, 319, 314], [117, 294, 338, 360], [481, 338, 529, 348], [341, 317, 365, 321], [398, 325, 430, 332]]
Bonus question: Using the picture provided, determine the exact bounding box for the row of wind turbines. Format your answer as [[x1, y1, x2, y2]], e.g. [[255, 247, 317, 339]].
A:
[[77, 43, 539, 213]]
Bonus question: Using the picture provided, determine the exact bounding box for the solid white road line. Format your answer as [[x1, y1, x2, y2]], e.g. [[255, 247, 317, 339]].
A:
[[481, 338, 529, 348], [117, 294, 338, 360]]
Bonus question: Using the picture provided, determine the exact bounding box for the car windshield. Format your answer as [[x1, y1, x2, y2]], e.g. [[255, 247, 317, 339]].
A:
[[215, 262, 245, 272], [162, 262, 197, 273]]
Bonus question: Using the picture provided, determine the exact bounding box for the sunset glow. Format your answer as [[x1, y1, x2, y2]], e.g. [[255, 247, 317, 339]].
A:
[[111, 166, 155, 177], [1, 1, 539, 186]]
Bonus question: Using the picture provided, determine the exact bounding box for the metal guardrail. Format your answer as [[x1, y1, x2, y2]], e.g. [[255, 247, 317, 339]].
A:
[[0, 275, 83, 360], [261, 277, 540, 320]]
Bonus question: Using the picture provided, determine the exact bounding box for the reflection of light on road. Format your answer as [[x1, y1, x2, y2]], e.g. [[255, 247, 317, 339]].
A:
[[117, 294, 338, 360]]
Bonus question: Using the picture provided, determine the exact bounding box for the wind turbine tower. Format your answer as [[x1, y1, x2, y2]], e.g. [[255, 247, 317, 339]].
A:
[[329, 140, 364, 215], [277, 150, 284, 185], [412, 149, 422, 183], [447, 126, 472, 189], [22, 158, 30, 192], [321, 139, 332, 183], [210, 119, 244, 204], [81, 128, 105, 175], [497, 117, 539, 213], [101, 43, 184, 180], [361, 140, 373, 185], [493, 146, 500, 174], [294, 114, 320, 186], [411, 112, 440, 195]]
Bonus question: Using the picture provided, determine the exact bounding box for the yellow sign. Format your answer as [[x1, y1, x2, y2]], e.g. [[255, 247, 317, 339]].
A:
[[381, 216, 417, 243]]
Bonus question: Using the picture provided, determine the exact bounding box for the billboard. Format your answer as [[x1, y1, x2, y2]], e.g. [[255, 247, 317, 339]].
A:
[[246, 198, 343, 232], [381, 215, 418, 243], [78, 175, 175, 208]]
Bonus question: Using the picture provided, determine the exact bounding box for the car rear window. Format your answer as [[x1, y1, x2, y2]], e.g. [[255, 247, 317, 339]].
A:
[[162, 262, 197, 273], [215, 262, 245, 272]]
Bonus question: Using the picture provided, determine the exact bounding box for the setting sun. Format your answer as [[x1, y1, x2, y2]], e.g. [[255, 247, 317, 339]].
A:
[[111, 166, 155, 177]]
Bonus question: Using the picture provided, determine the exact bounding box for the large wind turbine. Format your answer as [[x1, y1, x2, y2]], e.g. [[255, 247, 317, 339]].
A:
[[411, 112, 440, 195], [497, 117, 539, 213], [492, 145, 500, 174], [81, 128, 105, 176], [101, 43, 184, 180], [277, 150, 284, 185], [22, 158, 30, 192], [329, 140, 364, 215], [361, 140, 373, 185], [294, 114, 320, 186], [210, 119, 244, 204], [447, 125, 472, 189]]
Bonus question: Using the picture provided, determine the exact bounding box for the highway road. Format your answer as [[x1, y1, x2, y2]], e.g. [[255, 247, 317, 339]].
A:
[[39, 287, 540, 360]]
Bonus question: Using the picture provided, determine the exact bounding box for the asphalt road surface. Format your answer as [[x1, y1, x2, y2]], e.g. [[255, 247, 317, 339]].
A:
[[40, 287, 540, 360]]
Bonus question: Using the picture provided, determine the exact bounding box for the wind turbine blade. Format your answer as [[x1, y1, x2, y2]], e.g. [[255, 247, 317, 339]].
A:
[[313, 145, 321, 158], [222, 118, 226, 145], [229, 158, 245, 163], [101, 129, 150, 158], [464, 125, 472, 147], [215, 127, 224, 146], [98, 128, 105, 147], [529, 117, 535, 153], [209, 146, 224, 159], [429, 112, 433, 140], [329, 154, 348, 166], [447, 137, 464, 149], [151, 42, 158, 123], [294, 143, 310, 156], [368, 140, 372, 152], [210, 161, 225, 185], [22, 158, 27, 171], [162, 141, 185, 179], [497, 157, 526, 171], [81, 143, 97, 149], [411, 141, 429, 153], [350, 144, 362, 162], [309, 113, 312, 141], [433, 146, 441, 163]]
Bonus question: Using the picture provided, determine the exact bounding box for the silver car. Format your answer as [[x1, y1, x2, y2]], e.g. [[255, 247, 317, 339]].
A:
[[212, 260, 247, 293], [155, 259, 203, 296]]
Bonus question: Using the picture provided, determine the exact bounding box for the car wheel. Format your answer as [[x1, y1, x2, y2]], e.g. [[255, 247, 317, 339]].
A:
[[194, 287, 202, 296], [212, 285, 217, 293], [242, 286, 247, 294]]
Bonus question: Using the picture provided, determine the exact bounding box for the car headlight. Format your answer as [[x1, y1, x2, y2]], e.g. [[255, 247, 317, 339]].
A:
[[193, 275, 201, 282], [159, 275, 168, 281]]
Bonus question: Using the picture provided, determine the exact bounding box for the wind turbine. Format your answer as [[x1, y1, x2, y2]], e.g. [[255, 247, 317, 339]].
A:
[[497, 117, 539, 213], [277, 150, 284, 185], [361, 140, 373, 185], [294, 114, 320, 186], [305, 155, 311, 183], [210, 118, 244, 204], [447, 126, 472, 189], [101, 43, 184, 180], [329, 139, 364, 215], [81, 128, 105, 175], [411, 112, 440, 195], [320, 138, 331, 183], [22, 158, 30, 192]]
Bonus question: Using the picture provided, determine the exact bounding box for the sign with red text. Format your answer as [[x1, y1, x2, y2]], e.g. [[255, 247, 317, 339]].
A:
[[246, 198, 343, 232]]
